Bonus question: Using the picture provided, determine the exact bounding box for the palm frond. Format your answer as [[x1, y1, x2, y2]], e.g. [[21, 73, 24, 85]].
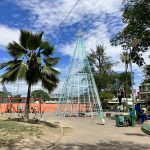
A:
[[17, 63, 27, 79], [20, 30, 31, 48], [40, 41, 54, 56], [1, 61, 22, 83], [40, 73, 59, 92], [20, 30, 43, 50], [44, 57, 59, 66], [120, 51, 130, 63], [0, 60, 17, 69], [27, 33, 43, 50], [25, 71, 40, 84], [42, 65, 59, 76], [7, 41, 27, 58]]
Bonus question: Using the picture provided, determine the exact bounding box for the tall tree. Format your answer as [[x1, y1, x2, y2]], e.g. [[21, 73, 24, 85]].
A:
[[120, 51, 130, 105], [89, 45, 113, 74], [111, 0, 150, 66], [88, 45, 114, 92], [0, 30, 59, 121]]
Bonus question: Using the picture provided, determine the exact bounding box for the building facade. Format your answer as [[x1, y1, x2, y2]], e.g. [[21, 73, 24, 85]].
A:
[[139, 83, 150, 103]]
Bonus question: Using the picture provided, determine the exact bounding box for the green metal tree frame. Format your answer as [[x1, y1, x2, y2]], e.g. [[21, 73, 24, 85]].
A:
[[56, 37, 104, 118]]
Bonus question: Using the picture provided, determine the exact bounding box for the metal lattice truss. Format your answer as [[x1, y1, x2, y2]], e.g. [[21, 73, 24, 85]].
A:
[[56, 37, 104, 118]]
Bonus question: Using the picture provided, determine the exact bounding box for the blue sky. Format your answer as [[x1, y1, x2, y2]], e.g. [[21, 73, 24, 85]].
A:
[[0, 0, 148, 95]]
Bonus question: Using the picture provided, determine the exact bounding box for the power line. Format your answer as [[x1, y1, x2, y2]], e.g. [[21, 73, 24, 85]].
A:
[[0, 0, 81, 49], [57, 0, 80, 29], [48, 0, 81, 40]]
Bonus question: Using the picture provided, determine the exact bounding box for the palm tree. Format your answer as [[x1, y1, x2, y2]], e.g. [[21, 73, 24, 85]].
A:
[[120, 51, 130, 107], [0, 30, 59, 121]]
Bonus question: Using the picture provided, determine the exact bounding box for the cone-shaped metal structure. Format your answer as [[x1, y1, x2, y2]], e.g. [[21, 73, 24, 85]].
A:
[[56, 37, 104, 118]]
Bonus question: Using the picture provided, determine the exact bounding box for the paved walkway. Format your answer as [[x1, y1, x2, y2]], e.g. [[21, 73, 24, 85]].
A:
[[48, 116, 150, 150]]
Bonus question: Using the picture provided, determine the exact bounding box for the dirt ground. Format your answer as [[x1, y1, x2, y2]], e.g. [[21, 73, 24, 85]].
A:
[[0, 113, 150, 150], [48, 114, 150, 150], [0, 114, 61, 150]]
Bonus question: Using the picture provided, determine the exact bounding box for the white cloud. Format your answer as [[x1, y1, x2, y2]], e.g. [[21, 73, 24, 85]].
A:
[[59, 42, 76, 56], [14, 0, 124, 62], [0, 24, 20, 48], [142, 51, 150, 64], [59, 21, 147, 90], [10, 0, 148, 91], [60, 22, 123, 63], [15, 0, 122, 33]]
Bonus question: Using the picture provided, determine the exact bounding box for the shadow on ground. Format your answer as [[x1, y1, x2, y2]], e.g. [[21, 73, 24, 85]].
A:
[[51, 141, 150, 150], [1, 136, 150, 150], [124, 133, 147, 136]]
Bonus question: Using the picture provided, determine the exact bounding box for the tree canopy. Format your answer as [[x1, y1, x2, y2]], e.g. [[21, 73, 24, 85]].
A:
[[88, 45, 115, 92], [31, 89, 50, 102], [89, 45, 113, 74], [0, 30, 59, 120], [111, 0, 150, 66], [0, 91, 8, 97], [143, 64, 150, 83], [99, 91, 114, 101], [0, 30, 59, 92]]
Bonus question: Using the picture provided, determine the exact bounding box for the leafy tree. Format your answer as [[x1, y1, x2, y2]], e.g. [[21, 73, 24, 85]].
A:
[[88, 45, 114, 92], [89, 45, 113, 74], [111, 0, 150, 66], [31, 89, 50, 102], [143, 64, 150, 83], [99, 91, 114, 109], [0, 30, 59, 121], [0, 91, 7, 97], [94, 73, 117, 92], [100, 91, 114, 100]]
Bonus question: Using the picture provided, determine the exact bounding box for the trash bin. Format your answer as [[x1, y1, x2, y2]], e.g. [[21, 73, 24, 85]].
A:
[[129, 107, 136, 127], [115, 114, 125, 127]]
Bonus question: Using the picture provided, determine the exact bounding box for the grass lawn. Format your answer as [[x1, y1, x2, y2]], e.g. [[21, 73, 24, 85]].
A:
[[0, 119, 42, 149]]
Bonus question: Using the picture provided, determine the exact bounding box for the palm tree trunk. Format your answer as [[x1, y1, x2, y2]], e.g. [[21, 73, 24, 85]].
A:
[[24, 83, 31, 121], [125, 63, 128, 109]]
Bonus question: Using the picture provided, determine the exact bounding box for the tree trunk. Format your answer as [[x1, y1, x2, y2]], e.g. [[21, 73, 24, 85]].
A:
[[24, 83, 31, 121], [125, 63, 128, 109]]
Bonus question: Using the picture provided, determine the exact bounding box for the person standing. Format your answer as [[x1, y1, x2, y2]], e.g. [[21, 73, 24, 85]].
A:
[[135, 103, 141, 123]]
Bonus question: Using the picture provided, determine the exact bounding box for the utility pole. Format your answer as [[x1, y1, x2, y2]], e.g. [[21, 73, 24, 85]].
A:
[[115, 78, 120, 103], [128, 47, 135, 108], [128, 38, 141, 108], [128, 38, 141, 126]]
